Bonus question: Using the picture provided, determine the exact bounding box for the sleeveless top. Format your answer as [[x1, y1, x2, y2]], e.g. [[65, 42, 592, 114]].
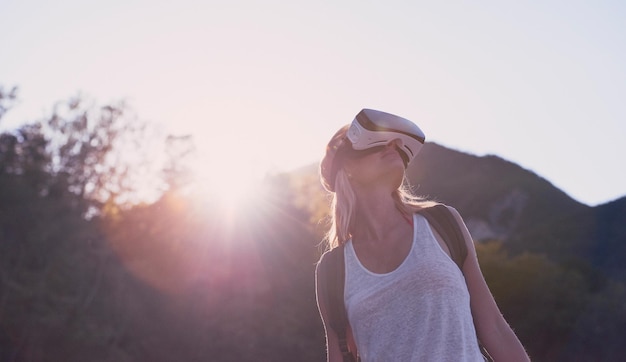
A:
[[344, 214, 484, 362]]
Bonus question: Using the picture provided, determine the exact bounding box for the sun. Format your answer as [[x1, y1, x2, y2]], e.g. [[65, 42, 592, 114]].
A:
[[164, 105, 308, 216], [187, 151, 267, 214]]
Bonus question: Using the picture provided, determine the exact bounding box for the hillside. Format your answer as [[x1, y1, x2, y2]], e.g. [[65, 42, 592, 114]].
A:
[[405, 142, 590, 242], [406, 142, 626, 284], [510, 196, 626, 282]]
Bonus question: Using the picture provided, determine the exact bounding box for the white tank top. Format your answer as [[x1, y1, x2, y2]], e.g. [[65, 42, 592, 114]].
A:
[[344, 214, 484, 362]]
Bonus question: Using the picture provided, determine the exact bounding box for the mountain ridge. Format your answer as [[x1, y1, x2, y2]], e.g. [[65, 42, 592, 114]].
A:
[[406, 142, 590, 241]]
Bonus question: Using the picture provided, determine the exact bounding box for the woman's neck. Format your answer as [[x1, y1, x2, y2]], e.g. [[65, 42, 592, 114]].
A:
[[351, 191, 407, 243]]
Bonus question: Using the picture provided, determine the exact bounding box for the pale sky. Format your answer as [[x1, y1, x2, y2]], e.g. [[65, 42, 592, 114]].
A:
[[1, 0, 625, 206]]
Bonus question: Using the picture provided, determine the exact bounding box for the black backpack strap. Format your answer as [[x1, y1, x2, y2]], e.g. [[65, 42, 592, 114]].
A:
[[317, 246, 357, 362], [417, 204, 468, 269]]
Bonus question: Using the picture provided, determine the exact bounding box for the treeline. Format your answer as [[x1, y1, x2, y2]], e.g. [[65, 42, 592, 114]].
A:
[[0, 87, 325, 362], [1, 86, 625, 361]]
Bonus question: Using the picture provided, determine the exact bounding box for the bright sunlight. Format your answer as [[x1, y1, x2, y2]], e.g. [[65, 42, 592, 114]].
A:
[[190, 153, 266, 213], [171, 104, 305, 216]]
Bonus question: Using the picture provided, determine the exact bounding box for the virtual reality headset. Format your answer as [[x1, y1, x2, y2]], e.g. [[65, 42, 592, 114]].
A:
[[320, 108, 426, 192], [347, 108, 425, 166]]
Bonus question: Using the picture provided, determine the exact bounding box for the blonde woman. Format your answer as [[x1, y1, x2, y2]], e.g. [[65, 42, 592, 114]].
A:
[[315, 109, 529, 362]]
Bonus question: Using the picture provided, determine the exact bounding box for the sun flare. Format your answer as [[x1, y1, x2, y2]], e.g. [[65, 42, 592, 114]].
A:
[[189, 153, 266, 213]]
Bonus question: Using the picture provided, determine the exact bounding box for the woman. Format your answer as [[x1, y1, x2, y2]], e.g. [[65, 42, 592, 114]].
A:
[[315, 109, 529, 362]]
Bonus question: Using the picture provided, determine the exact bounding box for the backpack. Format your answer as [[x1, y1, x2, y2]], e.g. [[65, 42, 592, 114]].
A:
[[315, 204, 492, 362]]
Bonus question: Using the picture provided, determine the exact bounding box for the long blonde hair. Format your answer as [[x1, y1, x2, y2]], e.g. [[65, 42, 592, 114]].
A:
[[324, 171, 436, 250]]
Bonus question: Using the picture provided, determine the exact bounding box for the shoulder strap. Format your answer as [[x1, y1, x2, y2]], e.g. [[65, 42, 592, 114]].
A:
[[317, 246, 357, 362], [417, 204, 468, 269]]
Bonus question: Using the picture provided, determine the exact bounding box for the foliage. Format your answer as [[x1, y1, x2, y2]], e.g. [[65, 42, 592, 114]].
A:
[[41, 96, 170, 210], [477, 241, 626, 361], [0, 85, 18, 120], [0, 88, 199, 361], [1, 86, 625, 361]]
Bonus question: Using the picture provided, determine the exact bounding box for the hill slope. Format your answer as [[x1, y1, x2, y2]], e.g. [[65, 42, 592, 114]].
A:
[[406, 142, 589, 242]]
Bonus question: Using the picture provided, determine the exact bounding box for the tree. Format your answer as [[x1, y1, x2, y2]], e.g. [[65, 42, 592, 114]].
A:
[[474, 241, 626, 361], [0, 88, 189, 361], [0, 85, 18, 121], [42, 96, 166, 212]]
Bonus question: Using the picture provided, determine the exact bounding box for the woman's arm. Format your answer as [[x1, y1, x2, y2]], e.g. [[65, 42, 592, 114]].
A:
[[448, 206, 531, 362], [315, 262, 346, 362]]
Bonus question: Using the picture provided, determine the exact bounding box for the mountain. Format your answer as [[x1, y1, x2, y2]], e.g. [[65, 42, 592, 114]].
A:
[[405, 142, 590, 242], [509, 195, 626, 282], [401, 142, 625, 284]]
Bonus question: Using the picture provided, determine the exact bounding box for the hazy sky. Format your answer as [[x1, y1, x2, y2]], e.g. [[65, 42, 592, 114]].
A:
[[2, 0, 625, 206]]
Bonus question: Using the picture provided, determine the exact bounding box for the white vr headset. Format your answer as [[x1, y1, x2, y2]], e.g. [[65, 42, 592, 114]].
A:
[[346, 109, 425, 166]]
